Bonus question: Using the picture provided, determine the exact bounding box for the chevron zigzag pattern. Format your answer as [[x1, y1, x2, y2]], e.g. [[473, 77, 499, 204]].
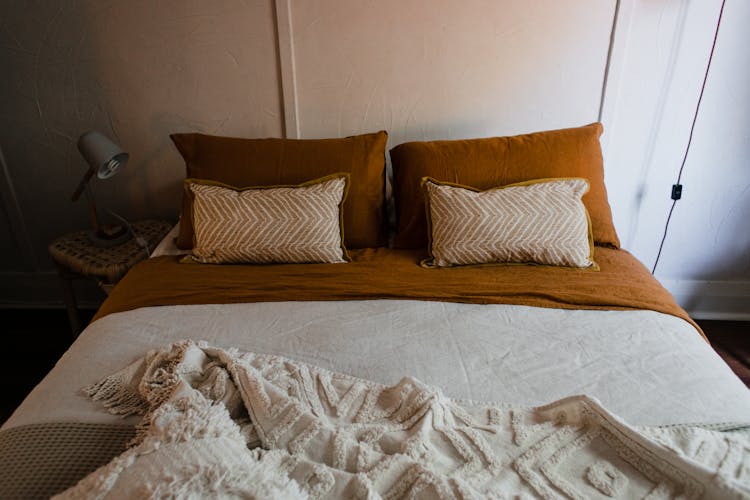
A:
[[189, 176, 348, 264], [424, 178, 595, 268]]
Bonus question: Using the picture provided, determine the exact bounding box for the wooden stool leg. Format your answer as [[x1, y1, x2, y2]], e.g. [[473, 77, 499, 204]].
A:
[[54, 262, 82, 337]]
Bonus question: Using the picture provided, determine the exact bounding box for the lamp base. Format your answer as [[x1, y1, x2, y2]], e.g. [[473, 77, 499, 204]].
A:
[[86, 224, 131, 248]]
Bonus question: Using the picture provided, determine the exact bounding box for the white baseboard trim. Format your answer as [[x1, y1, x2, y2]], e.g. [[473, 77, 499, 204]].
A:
[[658, 278, 750, 321], [0, 271, 105, 309]]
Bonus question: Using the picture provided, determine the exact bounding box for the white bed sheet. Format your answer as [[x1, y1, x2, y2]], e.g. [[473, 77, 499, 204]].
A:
[[5, 299, 750, 430], [149, 222, 186, 258]]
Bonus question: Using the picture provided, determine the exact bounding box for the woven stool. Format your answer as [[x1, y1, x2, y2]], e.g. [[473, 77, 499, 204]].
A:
[[49, 219, 172, 336]]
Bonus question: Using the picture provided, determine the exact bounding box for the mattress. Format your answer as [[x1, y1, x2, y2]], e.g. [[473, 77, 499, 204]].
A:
[[6, 225, 749, 429], [5, 298, 750, 431], [4, 226, 750, 498]]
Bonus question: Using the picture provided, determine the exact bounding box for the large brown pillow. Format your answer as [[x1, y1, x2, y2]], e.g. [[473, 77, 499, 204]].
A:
[[390, 123, 619, 249], [171, 131, 388, 249]]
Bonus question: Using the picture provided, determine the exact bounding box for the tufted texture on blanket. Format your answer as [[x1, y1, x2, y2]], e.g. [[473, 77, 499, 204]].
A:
[[59, 341, 750, 499]]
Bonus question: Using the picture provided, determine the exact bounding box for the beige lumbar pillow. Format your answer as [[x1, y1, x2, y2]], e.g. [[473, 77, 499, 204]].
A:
[[422, 177, 596, 268], [187, 174, 349, 264]]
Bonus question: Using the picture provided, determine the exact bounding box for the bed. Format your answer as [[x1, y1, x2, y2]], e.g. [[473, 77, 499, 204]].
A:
[[2, 124, 749, 498]]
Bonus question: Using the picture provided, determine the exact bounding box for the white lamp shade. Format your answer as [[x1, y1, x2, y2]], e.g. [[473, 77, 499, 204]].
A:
[[77, 131, 128, 179]]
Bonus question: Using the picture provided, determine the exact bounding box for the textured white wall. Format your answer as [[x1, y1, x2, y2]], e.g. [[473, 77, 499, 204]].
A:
[[290, 0, 613, 142], [0, 0, 282, 267], [0, 0, 747, 316], [603, 0, 750, 317]]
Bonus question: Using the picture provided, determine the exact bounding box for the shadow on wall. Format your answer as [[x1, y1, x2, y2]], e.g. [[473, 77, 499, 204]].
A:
[[77, 3, 194, 226], [673, 194, 750, 318], [69, 0, 285, 231], [1, 0, 290, 275], [0, 4, 184, 270]]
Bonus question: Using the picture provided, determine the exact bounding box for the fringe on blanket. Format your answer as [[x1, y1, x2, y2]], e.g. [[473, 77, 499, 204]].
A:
[[74, 340, 750, 499], [83, 361, 148, 417]]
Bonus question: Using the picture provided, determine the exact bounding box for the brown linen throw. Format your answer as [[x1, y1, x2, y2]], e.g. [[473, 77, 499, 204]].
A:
[[94, 247, 701, 337]]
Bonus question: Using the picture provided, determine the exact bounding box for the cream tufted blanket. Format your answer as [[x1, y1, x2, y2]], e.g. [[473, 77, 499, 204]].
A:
[[57, 340, 750, 499]]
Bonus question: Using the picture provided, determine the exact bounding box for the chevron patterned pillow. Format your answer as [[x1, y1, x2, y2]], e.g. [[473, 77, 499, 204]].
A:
[[422, 177, 596, 268], [186, 174, 349, 264]]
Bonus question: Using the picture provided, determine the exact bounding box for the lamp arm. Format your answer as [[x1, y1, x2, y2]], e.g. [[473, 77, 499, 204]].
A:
[[83, 182, 100, 236], [71, 165, 97, 202]]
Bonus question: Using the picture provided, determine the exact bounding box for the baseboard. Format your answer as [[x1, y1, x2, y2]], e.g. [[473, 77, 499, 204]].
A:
[[659, 279, 750, 321], [0, 271, 105, 309]]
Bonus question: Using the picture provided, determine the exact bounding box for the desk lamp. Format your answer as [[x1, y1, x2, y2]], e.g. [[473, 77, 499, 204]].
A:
[[71, 131, 130, 247]]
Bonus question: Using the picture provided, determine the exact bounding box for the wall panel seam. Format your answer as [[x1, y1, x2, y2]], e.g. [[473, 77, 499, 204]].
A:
[[599, 0, 621, 122], [599, 0, 634, 151], [0, 147, 37, 271], [274, 0, 300, 139]]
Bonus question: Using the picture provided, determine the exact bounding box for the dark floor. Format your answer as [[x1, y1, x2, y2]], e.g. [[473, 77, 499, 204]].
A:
[[2, 309, 96, 425], [0, 311, 748, 426], [699, 320, 750, 386]]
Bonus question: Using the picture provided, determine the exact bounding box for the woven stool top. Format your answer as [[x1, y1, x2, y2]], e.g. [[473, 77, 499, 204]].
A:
[[49, 219, 172, 283]]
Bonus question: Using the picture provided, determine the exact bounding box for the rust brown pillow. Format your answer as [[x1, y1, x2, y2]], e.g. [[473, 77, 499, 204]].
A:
[[171, 131, 388, 249], [390, 123, 619, 249]]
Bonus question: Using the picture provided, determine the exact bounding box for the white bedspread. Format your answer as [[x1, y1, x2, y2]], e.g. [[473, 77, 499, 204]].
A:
[[57, 341, 750, 499], [5, 300, 750, 430]]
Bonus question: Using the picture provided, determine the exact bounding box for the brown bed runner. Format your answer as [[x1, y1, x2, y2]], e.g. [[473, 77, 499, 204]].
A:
[[95, 247, 700, 336]]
